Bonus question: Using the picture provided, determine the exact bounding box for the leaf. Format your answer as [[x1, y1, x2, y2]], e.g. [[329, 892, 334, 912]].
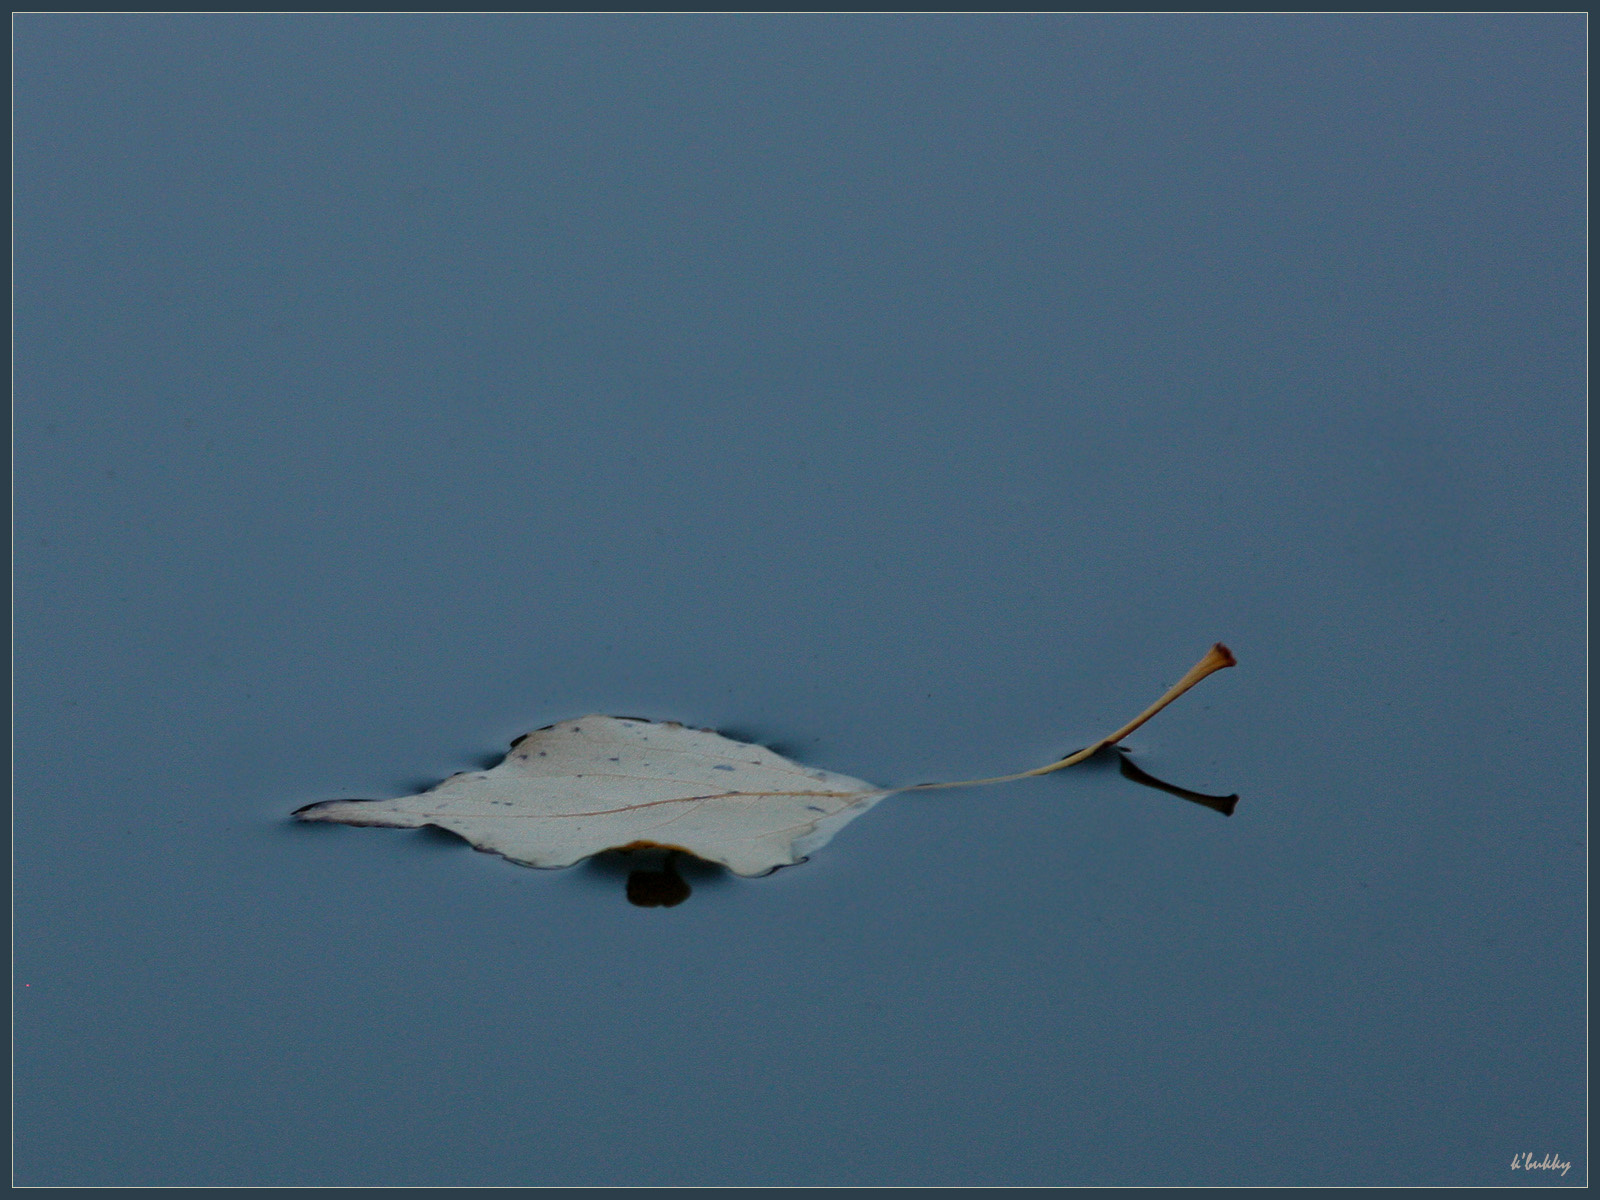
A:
[[294, 644, 1236, 878], [297, 715, 891, 877]]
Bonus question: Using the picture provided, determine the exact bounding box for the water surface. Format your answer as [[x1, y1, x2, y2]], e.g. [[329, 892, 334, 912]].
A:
[[14, 14, 1586, 1186]]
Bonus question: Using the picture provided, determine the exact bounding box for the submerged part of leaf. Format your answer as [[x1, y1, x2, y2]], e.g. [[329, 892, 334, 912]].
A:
[[295, 716, 890, 877], [294, 644, 1237, 877], [624, 852, 693, 907]]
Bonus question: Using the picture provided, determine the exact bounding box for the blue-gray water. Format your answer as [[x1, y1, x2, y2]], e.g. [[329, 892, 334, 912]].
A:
[[14, 14, 1585, 1186]]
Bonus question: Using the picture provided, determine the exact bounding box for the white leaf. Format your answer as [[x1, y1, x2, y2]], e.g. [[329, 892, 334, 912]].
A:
[[295, 644, 1237, 878], [295, 716, 890, 876]]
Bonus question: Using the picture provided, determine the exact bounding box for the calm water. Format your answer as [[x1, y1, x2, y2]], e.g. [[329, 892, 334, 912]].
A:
[[14, 14, 1585, 1186]]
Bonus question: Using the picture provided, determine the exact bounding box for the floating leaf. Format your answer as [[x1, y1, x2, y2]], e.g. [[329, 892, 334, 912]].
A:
[[295, 644, 1237, 879]]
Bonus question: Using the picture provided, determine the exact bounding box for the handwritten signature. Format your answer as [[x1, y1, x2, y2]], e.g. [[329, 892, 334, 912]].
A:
[[1511, 1152, 1571, 1176]]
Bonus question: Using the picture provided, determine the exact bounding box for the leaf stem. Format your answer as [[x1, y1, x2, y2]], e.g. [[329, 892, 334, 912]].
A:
[[905, 643, 1236, 791]]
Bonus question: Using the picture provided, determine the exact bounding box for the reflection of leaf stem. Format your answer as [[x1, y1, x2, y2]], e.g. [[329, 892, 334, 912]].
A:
[[907, 644, 1236, 792], [1116, 751, 1238, 816]]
